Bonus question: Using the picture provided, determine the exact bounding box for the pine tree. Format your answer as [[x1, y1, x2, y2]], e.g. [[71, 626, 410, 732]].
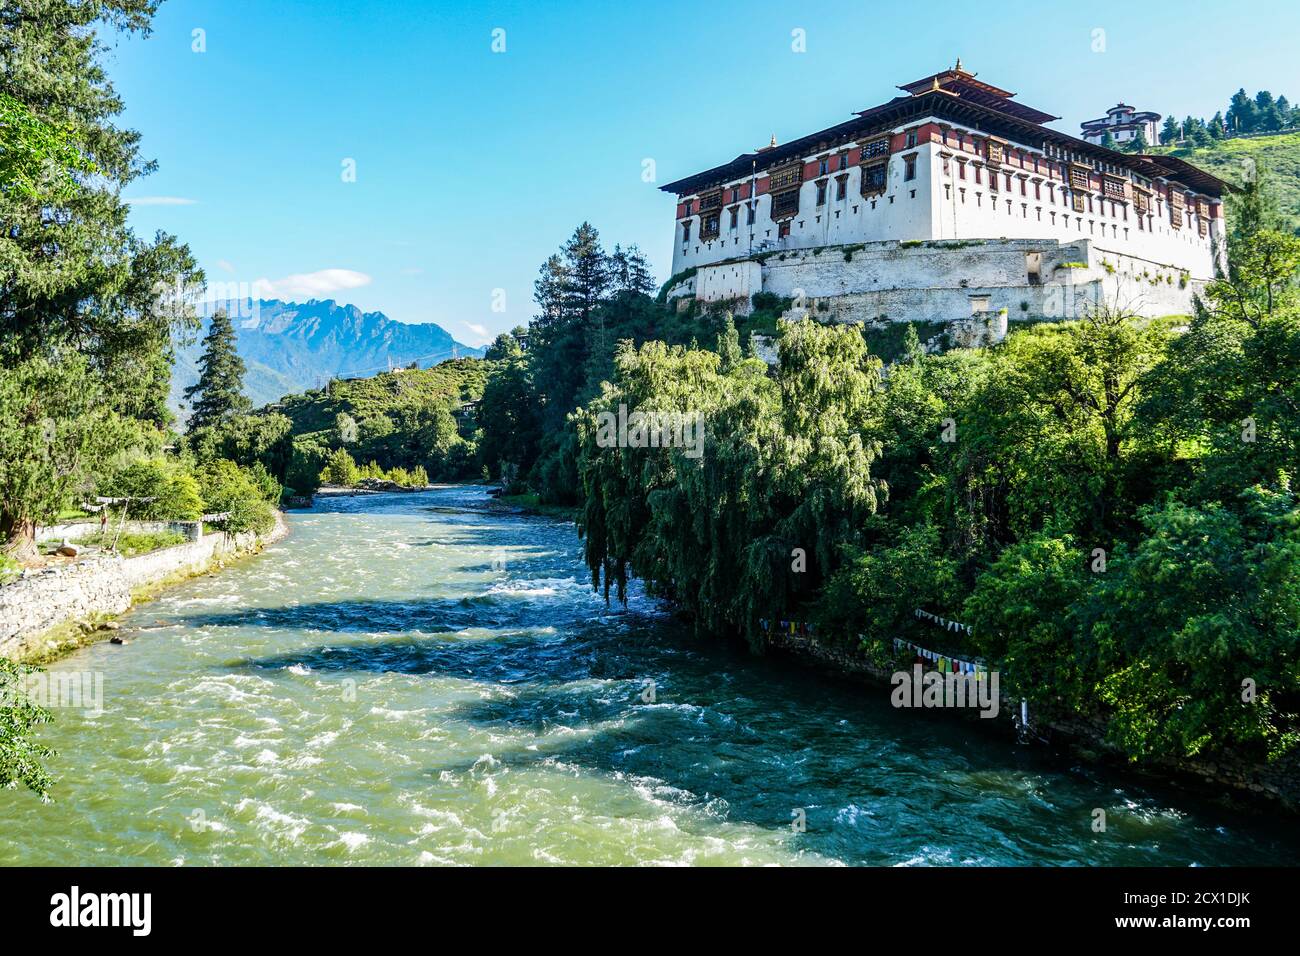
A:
[[184, 310, 250, 430], [1160, 115, 1181, 145], [1129, 130, 1149, 153], [608, 244, 656, 297], [1228, 89, 1258, 134], [1100, 130, 1117, 150]]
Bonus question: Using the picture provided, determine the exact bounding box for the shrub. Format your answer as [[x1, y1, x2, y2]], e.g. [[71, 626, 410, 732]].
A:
[[99, 459, 203, 521], [319, 447, 359, 486], [195, 459, 276, 535]]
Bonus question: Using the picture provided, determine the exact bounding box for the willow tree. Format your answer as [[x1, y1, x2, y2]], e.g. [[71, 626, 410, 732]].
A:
[[0, 0, 201, 556], [576, 319, 885, 649]]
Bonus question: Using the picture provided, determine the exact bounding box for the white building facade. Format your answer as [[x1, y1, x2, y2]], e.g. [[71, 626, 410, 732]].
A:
[[1080, 104, 1162, 146], [662, 66, 1228, 325]]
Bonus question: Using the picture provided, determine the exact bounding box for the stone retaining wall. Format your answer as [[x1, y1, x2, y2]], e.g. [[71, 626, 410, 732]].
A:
[[1, 511, 288, 662], [37, 519, 205, 544]]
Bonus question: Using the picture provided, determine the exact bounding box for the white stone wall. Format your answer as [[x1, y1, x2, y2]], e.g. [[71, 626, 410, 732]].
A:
[[695, 260, 761, 308], [1, 512, 288, 661], [683, 237, 1206, 328], [37, 519, 204, 544]]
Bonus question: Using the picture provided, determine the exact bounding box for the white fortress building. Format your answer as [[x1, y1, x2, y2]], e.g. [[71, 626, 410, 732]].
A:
[[660, 63, 1229, 336], [1080, 104, 1162, 146]]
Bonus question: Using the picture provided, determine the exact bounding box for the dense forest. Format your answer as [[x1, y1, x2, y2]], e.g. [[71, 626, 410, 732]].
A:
[[1158, 87, 1300, 147]]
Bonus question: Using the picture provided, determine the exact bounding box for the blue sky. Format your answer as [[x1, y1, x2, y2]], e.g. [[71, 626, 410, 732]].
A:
[[108, 0, 1299, 345]]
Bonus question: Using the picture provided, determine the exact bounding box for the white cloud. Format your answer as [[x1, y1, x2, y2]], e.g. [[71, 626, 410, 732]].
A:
[[250, 268, 372, 300], [124, 196, 199, 206], [215, 259, 237, 274], [461, 322, 490, 344]]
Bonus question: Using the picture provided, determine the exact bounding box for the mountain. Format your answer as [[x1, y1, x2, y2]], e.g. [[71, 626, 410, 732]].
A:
[[171, 298, 484, 415]]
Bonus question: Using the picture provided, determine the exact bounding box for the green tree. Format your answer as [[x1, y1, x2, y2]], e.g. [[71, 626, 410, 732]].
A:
[[184, 310, 250, 430], [0, 354, 125, 558], [195, 459, 276, 535], [0, 0, 203, 428], [319, 447, 359, 486], [100, 458, 203, 520], [0, 658, 55, 798], [0, 91, 93, 199], [1160, 115, 1181, 145], [1092, 491, 1300, 760]]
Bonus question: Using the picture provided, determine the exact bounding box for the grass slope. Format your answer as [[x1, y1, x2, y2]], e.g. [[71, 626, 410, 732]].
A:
[[1149, 131, 1300, 233]]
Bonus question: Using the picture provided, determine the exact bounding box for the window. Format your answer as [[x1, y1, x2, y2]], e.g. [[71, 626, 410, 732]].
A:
[[988, 168, 999, 191], [835, 176, 847, 201], [818, 157, 829, 176], [771, 188, 799, 219], [860, 162, 887, 195], [747, 204, 755, 225], [730, 187, 741, 203], [699, 190, 722, 213], [905, 130, 918, 148], [700, 212, 720, 240], [768, 163, 802, 192], [816, 181, 827, 205], [974, 166, 982, 184], [859, 137, 889, 161], [904, 155, 917, 181], [986, 141, 1004, 165], [681, 220, 691, 242], [729, 207, 738, 229]]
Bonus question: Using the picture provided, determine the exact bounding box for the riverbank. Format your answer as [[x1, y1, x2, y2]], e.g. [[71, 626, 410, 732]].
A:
[[0, 510, 289, 664], [487, 491, 578, 520], [764, 626, 1300, 815]]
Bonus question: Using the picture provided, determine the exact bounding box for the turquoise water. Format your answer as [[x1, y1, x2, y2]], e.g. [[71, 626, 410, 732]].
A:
[[2, 486, 1297, 865]]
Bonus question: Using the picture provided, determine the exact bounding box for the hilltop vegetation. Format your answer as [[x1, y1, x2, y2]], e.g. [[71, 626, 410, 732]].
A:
[[1150, 131, 1300, 234], [189, 358, 491, 495]]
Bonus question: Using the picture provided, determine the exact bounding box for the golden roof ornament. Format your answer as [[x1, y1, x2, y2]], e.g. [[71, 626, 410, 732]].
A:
[[955, 56, 963, 71]]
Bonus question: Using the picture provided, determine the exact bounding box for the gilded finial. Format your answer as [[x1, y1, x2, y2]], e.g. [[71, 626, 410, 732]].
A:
[[769, 133, 777, 148], [955, 56, 963, 71], [932, 76, 941, 91]]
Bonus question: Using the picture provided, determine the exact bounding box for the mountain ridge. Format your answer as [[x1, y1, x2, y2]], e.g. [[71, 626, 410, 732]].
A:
[[171, 298, 484, 415]]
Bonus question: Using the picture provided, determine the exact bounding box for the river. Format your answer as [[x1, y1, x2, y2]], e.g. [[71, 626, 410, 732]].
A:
[[3, 486, 1297, 866]]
